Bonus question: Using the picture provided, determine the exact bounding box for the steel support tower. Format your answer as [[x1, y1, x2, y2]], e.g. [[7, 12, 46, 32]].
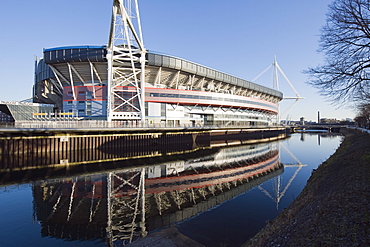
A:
[[107, 0, 147, 122], [106, 168, 147, 245]]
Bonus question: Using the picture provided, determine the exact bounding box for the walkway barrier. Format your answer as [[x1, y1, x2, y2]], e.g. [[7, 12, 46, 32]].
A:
[[1, 120, 280, 130], [347, 126, 370, 134]]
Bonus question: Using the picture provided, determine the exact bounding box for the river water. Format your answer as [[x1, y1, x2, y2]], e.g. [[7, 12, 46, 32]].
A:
[[0, 133, 343, 247]]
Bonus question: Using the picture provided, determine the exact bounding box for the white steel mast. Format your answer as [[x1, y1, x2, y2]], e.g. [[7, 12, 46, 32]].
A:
[[252, 56, 304, 122], [107, 0, 147, 122]]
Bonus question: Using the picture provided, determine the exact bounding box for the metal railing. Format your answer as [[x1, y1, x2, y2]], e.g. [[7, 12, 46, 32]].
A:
[[347, 126, 370, 134], [0, 120, 280, 130]]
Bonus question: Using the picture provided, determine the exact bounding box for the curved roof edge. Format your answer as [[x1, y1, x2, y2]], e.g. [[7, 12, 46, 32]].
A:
[[41, 45, 283, 99], [44, 45, 106, 52], [148, 51, 283, 99]]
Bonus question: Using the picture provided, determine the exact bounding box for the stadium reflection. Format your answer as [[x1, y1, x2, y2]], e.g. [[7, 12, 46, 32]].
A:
[[31, 142, 282, 246]]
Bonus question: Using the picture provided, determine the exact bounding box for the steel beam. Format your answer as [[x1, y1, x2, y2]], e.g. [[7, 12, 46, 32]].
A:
[[107, 0, 147, 122]]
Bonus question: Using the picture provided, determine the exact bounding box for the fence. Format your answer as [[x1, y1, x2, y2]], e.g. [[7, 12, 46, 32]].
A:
[[347, 126, 370, 134], [1, 120, 279, 130]]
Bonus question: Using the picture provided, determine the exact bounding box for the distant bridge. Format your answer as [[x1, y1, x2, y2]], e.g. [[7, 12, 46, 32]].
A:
[[290, 124, 344, 133]]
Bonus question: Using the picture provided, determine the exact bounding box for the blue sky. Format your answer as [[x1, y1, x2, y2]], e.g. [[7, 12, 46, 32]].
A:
[[0, 0, 355, 121]]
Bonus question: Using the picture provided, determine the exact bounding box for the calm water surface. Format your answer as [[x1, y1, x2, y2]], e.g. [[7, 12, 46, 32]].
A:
[[0, 133, 343, 247]]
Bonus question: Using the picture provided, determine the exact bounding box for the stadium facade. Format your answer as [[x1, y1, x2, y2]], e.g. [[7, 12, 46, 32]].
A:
[[34, 45, 283, 126]]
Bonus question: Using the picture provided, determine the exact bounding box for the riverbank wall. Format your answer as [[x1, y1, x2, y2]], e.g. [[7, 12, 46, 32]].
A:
[[245, 128, 370, 246], [0, 126, 289, 172]]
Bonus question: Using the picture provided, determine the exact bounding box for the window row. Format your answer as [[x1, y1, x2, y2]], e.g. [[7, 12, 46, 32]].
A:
[[147, 92, 275, 109]]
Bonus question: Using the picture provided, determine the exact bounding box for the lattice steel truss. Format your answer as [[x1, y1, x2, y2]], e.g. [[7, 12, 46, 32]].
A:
[[106, 168, 147, 245], [107, 0, 147, 122]]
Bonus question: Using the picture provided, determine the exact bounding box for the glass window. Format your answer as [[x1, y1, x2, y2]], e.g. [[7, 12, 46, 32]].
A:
[[161, 103, 166, 117], [86, 91, 92, 99]]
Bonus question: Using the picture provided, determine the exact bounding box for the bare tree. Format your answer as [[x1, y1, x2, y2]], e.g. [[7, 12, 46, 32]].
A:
[[306, 0, 370, 103], [354, 102, 370, 127]]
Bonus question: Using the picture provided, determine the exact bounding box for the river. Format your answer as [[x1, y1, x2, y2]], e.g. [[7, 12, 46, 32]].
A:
[[0, 132, 343, 247]]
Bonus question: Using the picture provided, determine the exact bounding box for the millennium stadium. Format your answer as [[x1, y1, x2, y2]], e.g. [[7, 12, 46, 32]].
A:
[[31, 0, 283, 127]]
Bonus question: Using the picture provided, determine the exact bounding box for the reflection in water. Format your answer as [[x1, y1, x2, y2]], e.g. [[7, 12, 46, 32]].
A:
[[32, 142, 282, 245], [0, 133, 344, 247], [258, 143, 307, 209], [259, 132, 340, 210]]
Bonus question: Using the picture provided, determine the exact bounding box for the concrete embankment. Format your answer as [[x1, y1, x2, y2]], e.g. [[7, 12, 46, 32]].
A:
[[245, 128, 370, 246], [0, 126, 288, 172]]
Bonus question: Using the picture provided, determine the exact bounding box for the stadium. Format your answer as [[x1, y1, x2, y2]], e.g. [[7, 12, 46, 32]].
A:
[[30, 0, 283, 127], [33, 45, 283, 126]]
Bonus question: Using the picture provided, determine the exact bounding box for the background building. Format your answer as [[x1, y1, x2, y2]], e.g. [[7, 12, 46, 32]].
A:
[[0, 101, 54, 122]]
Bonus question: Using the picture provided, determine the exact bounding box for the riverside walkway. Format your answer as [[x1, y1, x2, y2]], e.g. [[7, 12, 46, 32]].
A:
[[245, 127, 370, 246]]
